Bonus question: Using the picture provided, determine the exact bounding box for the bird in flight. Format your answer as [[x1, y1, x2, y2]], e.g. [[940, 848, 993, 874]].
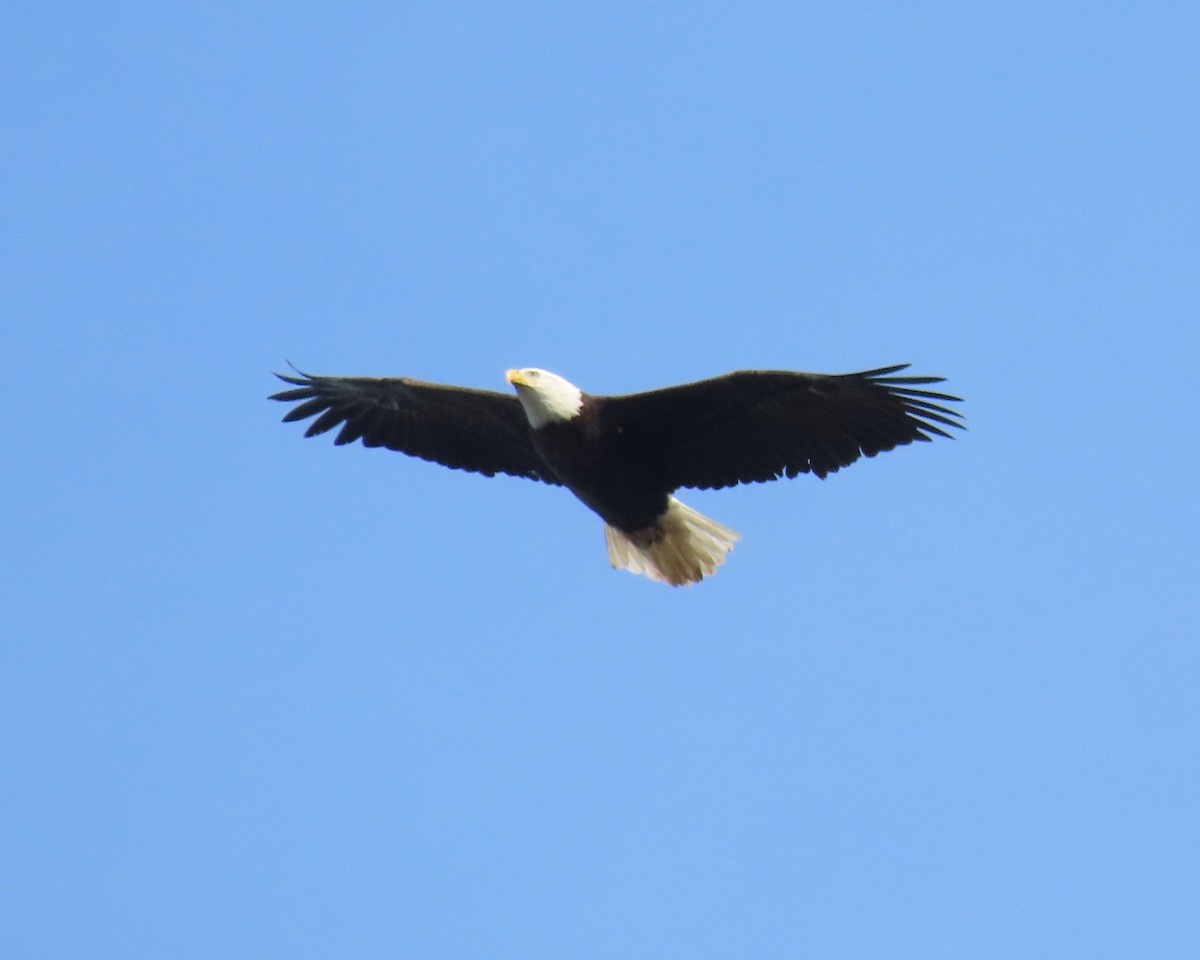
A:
[[271, 363, 963, 585]]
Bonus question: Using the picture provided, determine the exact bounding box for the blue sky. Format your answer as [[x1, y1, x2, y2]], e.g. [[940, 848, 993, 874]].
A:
[[4, 2, 1197, 957]]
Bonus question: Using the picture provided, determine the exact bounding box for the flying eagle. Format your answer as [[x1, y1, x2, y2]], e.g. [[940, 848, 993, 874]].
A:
[[270, 363, 963, 585]]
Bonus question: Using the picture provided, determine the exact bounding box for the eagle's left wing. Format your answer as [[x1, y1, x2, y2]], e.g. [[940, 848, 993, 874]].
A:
[[271, 369, 560, 483]]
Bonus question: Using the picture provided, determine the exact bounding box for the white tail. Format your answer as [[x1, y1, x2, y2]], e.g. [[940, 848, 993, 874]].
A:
[[604, 497, 740, 586]]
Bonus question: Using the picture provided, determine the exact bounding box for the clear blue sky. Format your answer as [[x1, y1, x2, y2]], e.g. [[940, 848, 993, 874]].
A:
[[4, 2, 1197, 957]]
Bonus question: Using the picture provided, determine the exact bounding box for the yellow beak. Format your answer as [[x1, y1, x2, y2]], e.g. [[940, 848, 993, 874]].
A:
[[505, 369, 526, 386]]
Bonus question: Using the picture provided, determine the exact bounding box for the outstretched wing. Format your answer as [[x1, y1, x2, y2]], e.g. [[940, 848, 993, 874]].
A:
[[270, 369, 559, 483], [601, 364, 964, 491]]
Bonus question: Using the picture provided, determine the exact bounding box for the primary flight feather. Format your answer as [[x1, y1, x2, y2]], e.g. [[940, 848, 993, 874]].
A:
[[271, 363, 964, 585]]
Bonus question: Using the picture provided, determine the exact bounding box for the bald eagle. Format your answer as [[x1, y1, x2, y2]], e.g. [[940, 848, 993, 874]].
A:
[[270, 364, 963, 586]]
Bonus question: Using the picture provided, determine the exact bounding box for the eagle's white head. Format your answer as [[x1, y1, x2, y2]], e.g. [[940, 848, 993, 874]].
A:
[[506, 368, 584, 428]]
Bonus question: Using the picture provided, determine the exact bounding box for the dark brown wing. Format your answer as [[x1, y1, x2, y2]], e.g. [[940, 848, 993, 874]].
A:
[[270, 369, 559, 483], [599, 364, 964, 491]]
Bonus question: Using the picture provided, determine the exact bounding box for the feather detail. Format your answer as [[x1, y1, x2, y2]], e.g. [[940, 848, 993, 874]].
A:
[[604, 497, 740, 586]]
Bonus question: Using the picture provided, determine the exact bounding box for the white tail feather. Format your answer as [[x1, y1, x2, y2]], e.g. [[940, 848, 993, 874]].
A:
[[604, 497, 740, 586]]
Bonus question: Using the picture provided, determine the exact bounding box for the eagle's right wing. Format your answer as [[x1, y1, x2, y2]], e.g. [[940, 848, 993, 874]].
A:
[[602, 365, 964, 491]]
